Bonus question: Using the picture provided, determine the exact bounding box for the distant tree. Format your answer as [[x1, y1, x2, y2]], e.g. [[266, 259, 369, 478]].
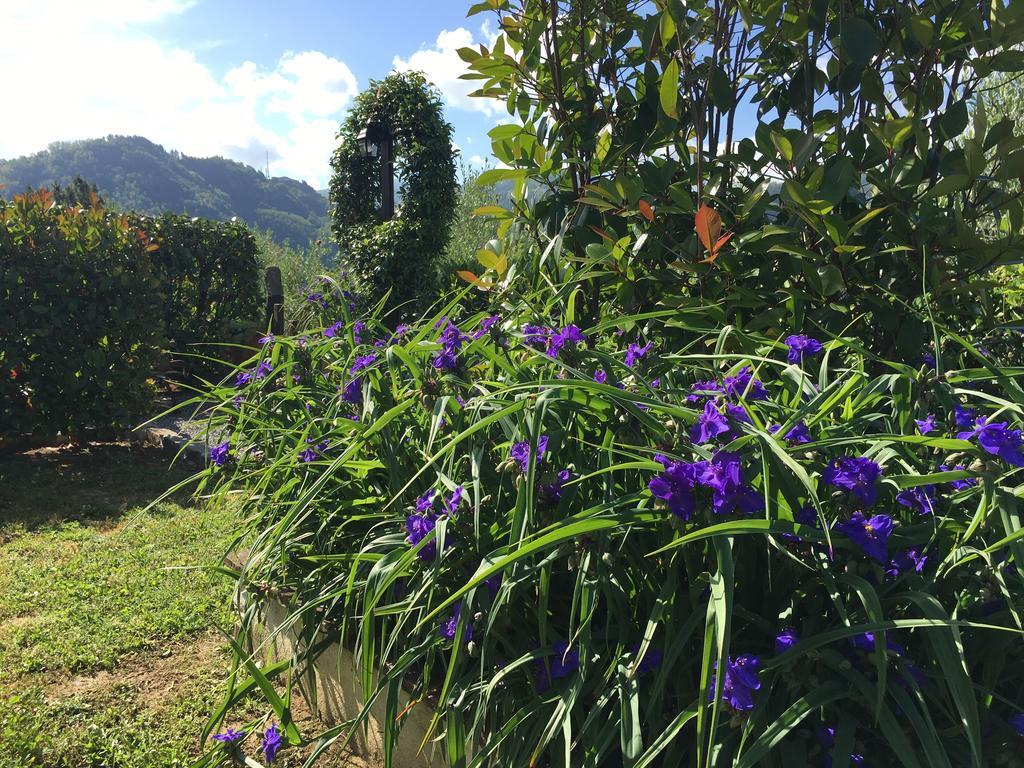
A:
[[50, 175, 103, 209]]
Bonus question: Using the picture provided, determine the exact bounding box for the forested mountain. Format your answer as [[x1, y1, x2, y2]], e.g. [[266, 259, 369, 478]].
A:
[[0, 136, 328, 245]]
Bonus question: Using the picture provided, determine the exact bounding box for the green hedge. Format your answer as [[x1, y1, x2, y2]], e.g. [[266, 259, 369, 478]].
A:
[[0, 191, 163, 435], [137, 213, 262, 373]]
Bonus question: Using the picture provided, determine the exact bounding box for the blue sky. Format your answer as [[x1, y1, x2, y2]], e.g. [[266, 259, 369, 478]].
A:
[[0, 0, 504, 187]]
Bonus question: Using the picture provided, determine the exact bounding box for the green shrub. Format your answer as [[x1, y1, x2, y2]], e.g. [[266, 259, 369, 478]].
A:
[[329, 71, 457, 317], [136, 213, 262, 373], [187, 288, 1024, 766], [462, 0, 1024, 357], [0, 190, 162, 436]]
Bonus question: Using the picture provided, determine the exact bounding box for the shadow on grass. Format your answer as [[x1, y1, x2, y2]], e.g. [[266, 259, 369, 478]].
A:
[[0, 442, 195, 536]]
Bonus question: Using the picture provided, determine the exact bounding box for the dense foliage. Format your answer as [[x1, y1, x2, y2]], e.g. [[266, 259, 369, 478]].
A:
[[136, 213, 262, 374], [193, 288, 1024, 767], [0, 190, 163, 435], [183, 1, 1024, 766], [329, 72, 458, 316], [0, 136, 328, 246], [462, 0, 1024, 357]]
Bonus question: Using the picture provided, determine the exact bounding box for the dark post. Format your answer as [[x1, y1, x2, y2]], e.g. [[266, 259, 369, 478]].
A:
[[265, 266, 284, 335], [380, 135, 395, 220]]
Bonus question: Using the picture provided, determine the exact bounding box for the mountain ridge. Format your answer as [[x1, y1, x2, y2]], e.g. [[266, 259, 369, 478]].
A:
[[0, 135, 329, 245]]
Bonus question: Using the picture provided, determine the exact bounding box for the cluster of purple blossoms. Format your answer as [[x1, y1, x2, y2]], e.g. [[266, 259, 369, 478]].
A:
[[823, 456, 883, 506], [710, 654, 762, 711], [341, 378, 362, 405], [915, 414, 937, 435], [649, 451, 762, 521], [473, 315, 501, 340], [724, 366, 768, 400], [835, 511, 893, 562], [546, 324, 586, 358], [262, 723, 283, 763], [939, 463, 977, 490], [350, 353, 376, 374], [511, 435, 549, 473], [432, 320, 468, 371], [405, 486, 463, 561], [896, 485, 935, 515], [304, 291, 327, 308], [691, 400, 751, 444], [209, 441, 231, 467], [769, 421, 814, 444], [235, 359, 273, 388], [535, 640, 580, 692], [522, 324, 550, 347], [352, 320, 367, 344], [785, 334, 823, 364], [624, 340, 653, 368], [957, 416, 1024, 467], [886, 548, 927, 579], [686, 379, 726, 403]]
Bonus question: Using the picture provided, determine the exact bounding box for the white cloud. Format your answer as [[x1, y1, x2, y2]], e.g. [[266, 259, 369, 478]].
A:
[[392, 27, 504, 119], [0, 1, 357, 187]]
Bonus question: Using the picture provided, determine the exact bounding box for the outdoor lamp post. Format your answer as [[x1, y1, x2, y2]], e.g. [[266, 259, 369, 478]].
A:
[[356, 121, 394, 220]]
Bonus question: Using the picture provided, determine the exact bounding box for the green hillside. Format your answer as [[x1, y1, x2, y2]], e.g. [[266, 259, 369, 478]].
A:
[[0, 135, 328, 245]]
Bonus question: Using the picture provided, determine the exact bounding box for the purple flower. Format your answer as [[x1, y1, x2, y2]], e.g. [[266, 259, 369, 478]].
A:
[[954, 405, 976, 429], [958, 418, 1024, 466], [262, 723, 283, 763], [710, 654, 761, 711], [440, 604, 473, 642], [213, 727, 245, 743], [473, 315, 500, 339], [305, 291, 326, 307], [922, 351, 936, 368], [939, 464, 977, 490], [406, 511, 438, 560], [324, 321, 344, 338], [823, 456, 883, 506], [539, 469, 572, 504], [632, 643, 663, 675], [546, 324, 586, 358], [836, 511, 894, 562], [350, 353, 377, 374], [850, 631, 904, 656], [484, 574, 502, 600], [686, 379, 725, 403], [1011, 713, 1024, 736], [258, 334, 274, 344], [234, 370, 253, 387], [511, 435, 549, 473], [594, 368, 607, 384], [771, 421, 813, 444], [886, 548, 927, 579], [775, 628, 799, 654], [625, 340, 653, 368], [442, 486, 464, 516], [342, 378, 363, 405], [785, 334, 823, 364], [432, 320, 467, 371], [896, 485, 935, 515], [649, 455, 700, 520], [209, 441, 230, 467], [522, 324, 550, 348], [535, 640, 580, 692], [252, 359, 273, 381], [700, 451, 764, 516], [692, 400, 732, 444], [353, 320, 367, 343], [415, 490, 436, 513], [915, 414, 937, 435], [817, 725, 867, 767], [724, 366, 767, 400]]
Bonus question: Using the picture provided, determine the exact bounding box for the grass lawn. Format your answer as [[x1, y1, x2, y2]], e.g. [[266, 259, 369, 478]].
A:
[[0, 443, 365, 768]]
